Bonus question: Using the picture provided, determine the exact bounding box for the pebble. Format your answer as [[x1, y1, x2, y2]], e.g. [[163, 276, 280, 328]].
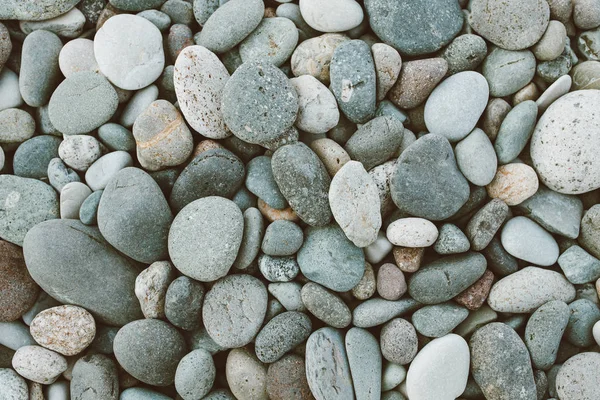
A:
[[372, 43, 401, 101], [470, 322, 537, 400], [233, 207, 264, 270], [564, 299, 600, 347], [538, 45, 573, 81], [291, 33, 349, 84], [19, 30, 62, 107], [352, 298, 421, 328], [139, 9, 172, 31], [290, 75, 340, 134], [203, 274, 267, 348], [433, 223, 470, 254], [300, 0, 363, 32], [59, 182, 92, 220], [0, 0, 81, 20], [482, 48, 537, 97], [297, 224, 365, 292], [84, 151, 134, 191], [175, 349, 215, 400], [222, 61, 298, 146], [258, 255, 299, 282], [0, 68, 23, 112], [386, 218, 438, 248], [482, 98, 512, 141], [301, 282, 352, 328], [164, 276, 204, 331], [487, 266, 576, 313], [269, 282, 305, 312], [261, 220, 303, 256], [537, 74, 572, 111], [13, 135, 61, 179], [226, 348, 268, 400], [21, 292, 60, 327], [255, 311, 311, 363], [406, 334, 469, 400], [329, 39, 376, 124], [20, 8, 85, 38], [240, 17, 298, 66], [266, 354, 312, 400], [0, 22, 8, 69], [574, 0, 600, 29], [119, 84, 159, 128], [58, 135, 102, 172], [344, 328, 381, 400], [556, 352, 600, 400], [533, 20, 567, 61], [94, 14, 165, 90], [98, 123, 135, 152], [365, 0, 463, 56], [0, 321, 36, 350], [113, 319, 186, 386], [0, 241, 39, 322], [70, 354, 119, 400], [305, 327, 353, 400], [571, 60, 600, 90], [345, 116, 404, 171], [464, 199, 509, 251], [197, 0, 264, 53], [134, 261, 174, 319], [392, 246, 424, 273], [381, 362, 406, 392], [390, 134, 470, 220], [0, 368, 27, 399], [23, 219, 143, 326], [440, 34, 488, 75], [245, 156, 287, 210], [309, 138, 351, 177], [580, 205, 600, 259], [411, 303, 469, 338], [380, 318, 418, 365], [161, 0, 193, 25], [524, 300, 570, 370], [558, 245, 600, 284], [0, 108, 35, 148], [454, 269, 495, 310], [495, 101, 538, 164], [377, 263, 407, 301], [454, 128, 498, 186], [174, 45, 231, 139], [12, 345, 67, 384], [486, 163, 540, 206], [120, 388, 172, 400], [501, 216, 559, 266], [0, 175, 59, 246]]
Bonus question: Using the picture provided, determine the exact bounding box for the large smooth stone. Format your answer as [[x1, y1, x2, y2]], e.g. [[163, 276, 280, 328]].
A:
[[454, 128, 497, 186], [98, 167, 172, 264], [94, 14, 165, 90], [202, 274, 268, 348], [239, 17, 298, 67], [406, 334, 469, 400], [22, 219, 142, 326], [524, 300, 570, 370], [390, 134, 470, 221], [114, 319, 186, 386], [19, 30, 62, 107], [500, 216, 559, 266], [365, 0, 463, 56], [174, 45, 230, 139], [556, 352, 600, 400], [0, 0, 81, 20], [297, 224, 365, 292], [424, 71, 489, 142], [530, 90, 600, 194], [0, 176, 59, 246], [272, 143, 332, 226], [470, 322, 537, 400], [168, 196, 243, 282], [299, 0, 363, 33], [305, 328, 354, 400], [345, 327, 381, 400], [482, 48, 537, 97], [487, 266, 576, 313]]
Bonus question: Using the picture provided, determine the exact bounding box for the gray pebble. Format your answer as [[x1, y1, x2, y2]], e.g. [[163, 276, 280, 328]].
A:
[[482, 48, 536, 97], [161, 0, 193, 25], [454, 127, 497, 186], [380, 318, 418, 365], [411, 302, 469, 337], [98, 123, 136, 152], [501, 216, 559, 266], [189, 327, 225, 355], [556, 352, 600, 400], [0, 368, 27, 399], [301, 282, 352, 328], [352, 298, 421, 328], [240, 17, 298, 67], [525, 300, 570, 370], [84, 151, 133, 192], [269, 282, 305, 312], [465, 199, 509, 251], [495, 101, 538, 164], [20, 8, 85, 38], [137, 9, 172, 32], [433, 223, 470, 255], [19, 30, 62, 107], [175, 349, 215, 400], [558, 245, 600, 284], [71, 354, 119, 400], [88, 325, 117, 355], [255, 311, 311, 363], [258, 255, 299, 282], [440, 34, 488, 75], [233, 207, 264, 270], [345, 327, 381, 400], [232, 187, 257, 213], [0, 108, 35, 149], [0, 0, 80, 20], [60, 182, 92, 220], [193, 0, 222, 26], [13, 135, 61, 179], [109, 0, 166, 11], [120, 84, 159, 128], [58, 135, 102, 172], [537, 46, 572, 83], [245, 156, 287, 210], [165, 276, 205, 331], [261, 220, 303, 256], [120, 388, 172, 400], [344, 116, 404, 171], [564, 299, 600, 347]]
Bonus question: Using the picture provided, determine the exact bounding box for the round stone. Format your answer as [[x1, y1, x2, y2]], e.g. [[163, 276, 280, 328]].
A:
[[258, 255, 299, 282], [175, 349, 215, 400], [58, 38, 99, 78], [98, 123, 135, 152], [469, 0, 550, 50], [165, 276, 205, 331], [455, 128, 497, 186], [486, 163, 539, 206], [365, 0, 463, 56], [440, 34, 488, 75], [58, 135, 102, 172], [533, 20, 567, 61], [261, 220, 304, 257], [30, 305, 95, 356], [344, 116, 404, 171], [70, 354, 119, 400], [377, 263, 407, 301], [239, 17, 298, 66], [0, 240, 39, 322], [300, 0, 363, 32], [380, 318, 418, 365], [226, 348, 268, 400], [12, 345, 67, 385], [19, 30, 62, 107], [135, 261, 175, 319], [572, 61, 600, 90], [119, 84, 159, 128], [114, 319, 186, 386], [94, 14, 165, 90], [84, 151, 134, 191], [79, 190, 102, 226], [500, 216, 559, 266], [290, 75, 340, 134], [0, 108, 35, 147], [531, 90, 600, 194], [12, 136, 61, 180], [386, 218, 439, 248], [482, 48, 537, 97], [60, 182, 92, 220], [245, 156, 287, 210], [372, 43, 402, 101], [556, 352, 600, 400], [168, 196, 243, 282], [202, 274, 268, 348]]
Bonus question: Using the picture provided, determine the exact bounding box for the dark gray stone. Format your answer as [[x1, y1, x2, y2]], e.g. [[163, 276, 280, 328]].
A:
[[433, 223, 470, 255], [254, 311, 311, 363], [165, 276, 205, 331], [98, 123, 136, 152], [13, 135, 61, 179], [344, 116, 404, 171], [465, 199, 509, 251], [481, 236, 519, 277], [494, 101, 538, 164]]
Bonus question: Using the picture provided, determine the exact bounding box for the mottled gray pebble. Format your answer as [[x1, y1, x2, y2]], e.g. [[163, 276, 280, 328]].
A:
[[97, 123, 136, 152], [301, 282, 352, 328], [525, 300, 570, 370], [433, 223, 470, 255], [558, 245, 600, 284], [564, 299, 600, 347], [454, 128, 497, 186], [465, 199, 509, 251], [352, 298, 421, 328], [71, 354, 119, 400], [556, 352, 600, 400], [258, 255, 299, 282], [346, 327, 381, 400], [380, 318, 418, 365], [164, 276, 204, 331], [411, 302, 469, 337], [175, 349, 215, 400], [13, 135, 61, 180], [245, 156, 287, 210], [240, 17, 298, 66], [255, 311, 311, 363], [344, 116, 404, 171], [19, 30, 62, 107]]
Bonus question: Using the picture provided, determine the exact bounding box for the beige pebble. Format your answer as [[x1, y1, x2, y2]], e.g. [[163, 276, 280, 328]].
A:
[[29, 381, 44, 400], [309, 138, 350, 176], [532, 20, 567, 61], [226, 347, 268, 400], [388, 58, 448, 109], [486, 163, 539, 206], [135, 261, 176, 319], [30, 305, 96, 356], [377, 263, 407, 301], [351, 262, 376, 300], [387, 218, 439, 248], [512, 82, 539, 105], [481, 98, 511, 141], [393, 246, 424, 273], [12, 345, 67, 384], [193, 139, 224, 157], [258, 199, 300, 223], [291, 33, 349, 84], [372, 43, 402, 101]]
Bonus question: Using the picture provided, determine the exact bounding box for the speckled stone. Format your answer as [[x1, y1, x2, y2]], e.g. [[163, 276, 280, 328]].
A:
[[13, 135, 61, 180], [372, 43, 401, 101], [255, 311, 311, 363], [558, 245, 600, 284], [266, 354, 313, 400], [240, 17, 298, 66], [572, 61, 600, 90], [12, 345, 67, 385], [175, 349, 215, 400], [0, 368, 28, 399], [70, 353, 119, 400], [380, 318, 418, 365], [455, 128, 498, 186], [440, 34, 488, 75], [0, 0, 81, 20], [411, 303, 469, 337], [290, 75, 340, 134], [58, 134, 102, 172], [433, 223, 470, 255], [454, 269, 495, 310], [0, 108, 35, 148], [388, 58, 449, 109], [0, 240, 39, 322], [301, 282, 351, 328], [387, 218, 438, 248], [482, 48, 537, 97], [377, 263, 407, 301], [344, 116, 404, 171], [556, 352, 600, 400], [486, 163, 539, 206], [494, 100, 538, 164], [465, 199, 509, 251], [30, 305, 95, 356], [291, 33, 349, 84], [564, 299, 600, 347], [525, 300, 570, 370], [353, 298, 421, 328], [261, 220, 303, 257]]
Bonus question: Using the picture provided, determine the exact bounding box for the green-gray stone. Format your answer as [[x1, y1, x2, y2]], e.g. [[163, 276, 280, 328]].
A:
[[254, 311, 311, 363], [70, 354, 119, 400], [433, 224, 470, 255], [245, 156, 287, 210], [98, 123, 136, 152], [375, 100, 409, 124], [232, 187, 257, 213], [137, 10, 172, 32], [494, 100, 538, 164], [454, 128, 497, 186], [47, 157, 80, 192], [239, 17, 298, 67], [537, 47, 572, 83], [408, 252, 487, 304], [345, 327, 382, 400], [164, 276, 205, 331], [440, 34, 488, 75], [300, 282, 352, 328], [109, 0, 166, 11], [558, 245, 600, 284], [481, 236, 519, 277], [0, 0, 80, 21], [233, 207, 264, 270], [352, 298, 421, 328], [79, 190, 103, 226], [261, 220, 303, 257], [482, 48, 536, 97], [524, 300, 570, 370], [564, 299, 600, 347], [13, 135, 61, 179], [19, 30, 62, 107], [160, 0, 193, 25], [344, 116, 404, 171], [411, 302, 469, 337]]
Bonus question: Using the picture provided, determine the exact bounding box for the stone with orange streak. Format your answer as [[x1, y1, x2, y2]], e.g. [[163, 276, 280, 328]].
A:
[[486, 163, 539, 206], [257, 199, 300, 223]]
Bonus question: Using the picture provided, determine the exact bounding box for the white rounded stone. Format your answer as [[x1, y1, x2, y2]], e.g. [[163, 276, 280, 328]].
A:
[[84, 151, 134, 191], [299, 0, 364, 33], [60, 182, 92, 219], [290, 75, 340, 134], [386, 218, 439, 248], [12, 345, 67, 384], [58, 38, 100, 78]]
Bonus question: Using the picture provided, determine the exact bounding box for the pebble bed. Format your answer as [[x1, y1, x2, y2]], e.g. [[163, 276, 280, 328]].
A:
[[1, 0, 600, 399]]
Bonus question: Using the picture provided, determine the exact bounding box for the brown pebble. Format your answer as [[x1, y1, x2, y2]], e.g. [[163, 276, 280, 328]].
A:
[[96, 3, 119, 31], [486, 163, 539, 206], [406, 104, 426, 132], [264, 7, 277, 17], [454, 270, 495, 310], [194, 139, 225, 157], [258, 199, 300, 223], [392, 246, 424, 273], [28, 381, 44, 400], [0, 240, 39, 322], [167, 24, 194, 63], [351, 262, 376, 300], [266, 354, 314, 400], [512, 82, 539, 105], [481, 98, 511, 141], [309, 138, 351, 177], [377, 263, 407, 301], [388, 58, 448, 109]]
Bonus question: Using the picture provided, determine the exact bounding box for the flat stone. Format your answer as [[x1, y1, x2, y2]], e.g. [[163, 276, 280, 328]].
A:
[[345, 328, 381, 400], [525, 300, 570, 370], [571, 60, 600, 90], [344, 116, 404, 171], [411, 303, 469, 337], [58, 135, 102, 172], [537, 74, 572, 112], [487, 266, 576, 313], [465, 199, 509, 251], [501, 216, 559, 266], [60, 182, 91, 220], [114, 319, 186, 386], [486, 163, 539, 206], [290, 75, 339, 134], [290, 33, 349, 84], [70, 354, 119, 400], [386, 218, 438, 248], [12, 345, 67, 385], [558, 245, 600, 284], [0, 0, 80, 20], [175, 349, 215, 400], [120, 388, 172, 400], [387, 58, 447, 109], [352, 298, 421, 328], [424, 71, 489, 142], [119, 84, 158, 128], [0, 241, 39, 322], [226, 348, 268, 400], [268, 282, 304, 312], [85, 151, 134, 192], [20, 8, 85, 38], [556, 352, 600, 400], [19, 30, 62, 107], [482, 48, 537, 97], [301, 282, 352, 328], [255, 311, 311, 363], [30, 305, 95, 355], [454, 128, 498, 186], [240, 17, 298, 66], [98, 124, 135, 152]]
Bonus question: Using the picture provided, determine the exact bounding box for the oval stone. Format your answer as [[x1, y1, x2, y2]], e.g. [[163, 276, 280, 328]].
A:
[[175, 349, 215, 400], [482, 48, 537, 97], [524, 300, 570, 370], [411, 302, 469, 338], [255, 311, 312, 363], [0, 0, 80, 20], [84, 151, 134, 192], [0, 240, 39, 322], [291, 33, 349, 84], [290, 75, 340, 134], [301, 282, 352, 328], [345, 327, 381, 400], [494, 100, 538, 164], [70, 354, 119, 400], [455, 128, 497, 186], [386, 218, 439, 248], [500, 216, 559, 266], [19, 30, 62, 107], [226, 347, 268, 400], [239, 17, 298, 67], [556, 352, 600, 400], [12, 345, 67, 385], [266, 354, 313, 400], [13, 135, 61, 180], [30, 305, 95, 356]]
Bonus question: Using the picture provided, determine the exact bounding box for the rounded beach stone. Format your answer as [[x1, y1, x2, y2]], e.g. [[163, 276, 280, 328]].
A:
[[98, 123, 135, 152], [0, 241, 39, 322], [482, 48, 537, 97], [70, 354, 119, 400], [58, 38, 100, 78], [495, 101, 538, 164], [390, 134, 470, 221], [60, 182, 92, 220], [487, 266, 576, 313], [272, 143, 332, 226], [300, 0, 363, 32], [406, 334, 469, 400], [268, 282, 304, 312], [203, 274, 268, 348], [440, 34, 488, 75], [329, 161, 381, 248], [169, 196, 242, 282], [411, 303, 469, 337], [486, 163, 539, 206], [255, 311, 312, 363], [365, 0, 463, 56], [345, 328, 382, 400], [572, 61, 600, 90], [226, 348, 268, 400], [536, 74, 572, 112], [469, 0, 550, 50], [291, 33, 349, 84], [290, 75, 339, 134], [261, 220, 303, 256], [0, 176, 59, 246], [310, 139, 351, 178], [110, 0, 166, 11], [120, 388, 173, 400], [344, 116, 404, 171], [12, 345, 67, 385], [222, 61, 298, 145], [377, 263, 407, 301], [0, 108, 35, 147], [301, 282, 352, 328], [135, 261, 175, 319], [233, 207, 264, 269], [465, 199, 509, 251], [58, 135, 102, 172], [372, 43, 401, 101], [165, 276, 204, 331], [330, 40, 377, 123], [19, 30, 62, 107], [240, 17, 298, 66], [297, 224, 365, 292], [353, 261, 376, 300], [531, 90, 600, 194], [197, 0, 264, 53], [258, 255, 299, 282], [573, 0, 600, 29], [20, 8, 85, 38], [455, 128, 497, 186], [424, 71, 489, 142], [470, 323, 537, 400], [175, 349, 215, 400], [245, 156, 287, 210], [174, 45, 231, 139], [386, 218, 438, 248], [84, 151, 133, 192], [0, 68, 23, 112], [94, 14, 165, 90], [558, 245, 600, 284], [13, 135, 61, 180], [306, 327, 353, 400], [564, 299, 600, 347], [0, 0, 81, 20], [0, 368, 27, 399], [533, 20, 567, 61], [133, 100, 193, 171], [433, 223, 470, 255], [556, 352, 600, 400], [119, 84, 159, 128], [580, 205, 600, 259], [501, 216, 559, 266], [114, 319, 186, 386], [266, 354, 312, 400], [525, 300, 570, 370], [380, 318, 417, 365], [30, 305, 95, 356]]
